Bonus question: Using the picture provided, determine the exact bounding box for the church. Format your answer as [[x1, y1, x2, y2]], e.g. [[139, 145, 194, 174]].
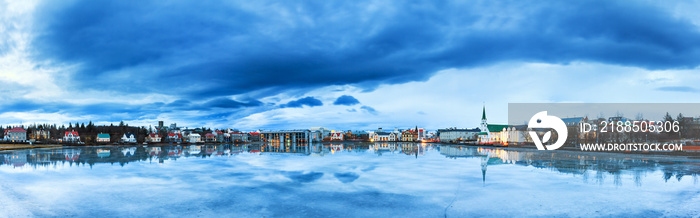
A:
[[477, 105, 529, 145]]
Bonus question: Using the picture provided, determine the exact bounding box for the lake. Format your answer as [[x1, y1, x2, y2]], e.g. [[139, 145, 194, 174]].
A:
[[1, 142, 698, 217]]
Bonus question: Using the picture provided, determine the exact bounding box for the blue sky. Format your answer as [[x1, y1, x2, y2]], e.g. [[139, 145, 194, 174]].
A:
[[2, 0, 700, 130]]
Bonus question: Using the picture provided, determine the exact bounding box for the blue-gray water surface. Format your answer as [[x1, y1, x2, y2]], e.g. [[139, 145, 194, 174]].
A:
[[1, 142, 698, 217]]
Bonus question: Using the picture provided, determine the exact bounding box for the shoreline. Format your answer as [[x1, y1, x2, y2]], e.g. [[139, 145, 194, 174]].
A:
[[1, 141, 699, 158]]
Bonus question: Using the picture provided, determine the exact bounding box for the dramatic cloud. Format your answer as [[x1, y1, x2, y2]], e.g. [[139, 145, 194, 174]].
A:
[[333, 95, 360, 106], [29, 0, 700, 100], [281, 97, 323, 108], [2, 0, 700, 129]]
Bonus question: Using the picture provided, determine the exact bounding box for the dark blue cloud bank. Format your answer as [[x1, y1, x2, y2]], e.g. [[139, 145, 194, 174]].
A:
[[12, 0, 700, 127], [31, 1, 700, 97]]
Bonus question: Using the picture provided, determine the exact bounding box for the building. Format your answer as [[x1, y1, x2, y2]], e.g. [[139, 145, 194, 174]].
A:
[[261, 130, 314, 144], [215, 131, 225, 142], [5, 127, 27, 142], [437, 128, 481, 143], [122, 133, 137, 144], [477, 106, 510, 145], [167, 133, 182, 143], [205, 133, 216, 142], [401, 129, 417, 142], [345, 130, 370, 141], [97, 133, 110, 143], [310, 127, 331, 140], [147, 133, 161, 143], [248, 132, 261, 142], [30, 129, 50, 141], [63, 131, 81, 143], [330, 132, 344, 141], [231, 132, 248, 142], [188, 133, 201, 143], [372, 131, 397, 142]]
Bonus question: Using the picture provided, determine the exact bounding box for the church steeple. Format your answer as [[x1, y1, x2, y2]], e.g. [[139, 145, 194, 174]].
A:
[[481, 105, 488, 132]]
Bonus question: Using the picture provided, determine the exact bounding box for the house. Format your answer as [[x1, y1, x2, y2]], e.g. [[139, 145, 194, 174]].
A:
[[231, 132, 248, 142], [344, 130, 370, 141], [248, 132, 260, 141], [147, 133, 161, 143], [437, 128, 481, 143], [330, 132, 344, 141], [167, 133, 182, 143], [372, 131, 396, 142], [401, 129, 417, 142], [188, 133, 201, 143], [205, 133, 216, 142], [122, 133, 137, 144], [96, 133, 110, 143], [63, 131, 81, 143], [5, 127, 27, 142], [215, 131, 225, 142], [30, 129, 50, 141]]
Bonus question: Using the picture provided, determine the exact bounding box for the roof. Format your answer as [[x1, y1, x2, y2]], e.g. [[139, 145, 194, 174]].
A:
[[65, 131, 79, 136], [7, 127, 26, 132], [487, 124, 510, 132], [205, 133, 215, 136], [168, 133, 181, 137], [561, 117, 584, 126], [123, 133, 135, 138], [248, 132, 260, 135], [438, 128, 480, 132], [375, 132, 393, 135], [215, 131, 224, 134], [149, 133, 160, 137], [97, 133, 110, 138], [482, 105, 487, 120]]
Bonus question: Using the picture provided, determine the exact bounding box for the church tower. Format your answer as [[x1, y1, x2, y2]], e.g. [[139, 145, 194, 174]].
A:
[[481, 105, 488, 132]]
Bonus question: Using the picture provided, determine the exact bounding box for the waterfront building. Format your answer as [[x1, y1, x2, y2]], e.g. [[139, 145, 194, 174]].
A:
[[30, 129, 50, 141], [477, 106, 510, 144], [401, 129, 417, 142], [330, 132, 344, 141], [97, 133, 110, 143], [63, 131, 81, 143], [188, 133, 201, 143], [310, 127, 331, 140], [5, 127, 27, 142], [205, 133, 216, 142], [215, 131, 225, 142], [261, 130, 314, 144], [344, 130, 369, 141], [248, 132, 261, 141], [147, 133, 161, 143], [230, 132, 248, 142], [437, 128, 481, 143], [371, 131, 397, 142], [121, 133, 137, 144], [167, 133, 182, 143]]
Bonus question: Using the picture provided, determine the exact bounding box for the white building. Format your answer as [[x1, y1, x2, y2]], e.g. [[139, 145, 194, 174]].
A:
[[371, 132, 396, 141], [437, 128, 480, 143], [188, 133, 201, 143], [63, 131, 81, 143], [122, 133, 137, 143], [5, 127, 27, 142]]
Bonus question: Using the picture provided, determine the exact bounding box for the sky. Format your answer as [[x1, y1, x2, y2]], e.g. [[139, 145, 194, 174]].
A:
[[2, 0, 700, 131]]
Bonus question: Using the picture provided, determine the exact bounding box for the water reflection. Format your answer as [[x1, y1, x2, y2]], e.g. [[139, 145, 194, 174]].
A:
[[2, 143, 699, 186]]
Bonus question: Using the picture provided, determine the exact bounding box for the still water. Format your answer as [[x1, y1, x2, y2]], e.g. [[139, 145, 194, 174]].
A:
[[1, 142, 698, 217]]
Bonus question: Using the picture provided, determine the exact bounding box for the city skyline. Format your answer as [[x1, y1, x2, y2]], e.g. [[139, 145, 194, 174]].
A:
[[3, 1, 700, 130]]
